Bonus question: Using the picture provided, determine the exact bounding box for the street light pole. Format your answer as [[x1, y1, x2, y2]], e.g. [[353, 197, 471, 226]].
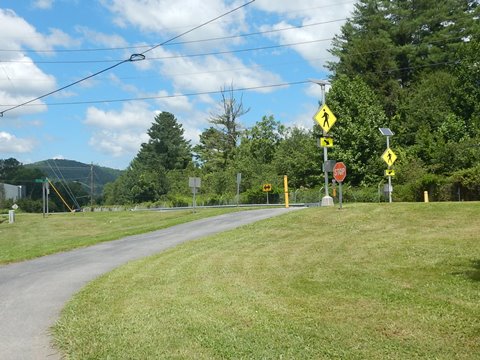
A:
[[386, 135, 392, 203], [379, 127, 395, 203], [311, 79, 334, 207]]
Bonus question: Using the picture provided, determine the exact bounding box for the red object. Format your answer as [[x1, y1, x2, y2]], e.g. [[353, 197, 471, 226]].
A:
[[333, 162, 347, 182]]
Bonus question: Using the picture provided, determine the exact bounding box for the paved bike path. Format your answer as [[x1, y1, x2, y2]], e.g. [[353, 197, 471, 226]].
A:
[[0, 208, 300, 359]]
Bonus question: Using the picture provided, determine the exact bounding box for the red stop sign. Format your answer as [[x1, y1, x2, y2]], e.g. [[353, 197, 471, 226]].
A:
[[333, 162, 347, 182]]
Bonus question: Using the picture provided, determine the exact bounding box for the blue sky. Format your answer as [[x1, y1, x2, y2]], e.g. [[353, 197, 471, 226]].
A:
[[0, 0, 355, 169]]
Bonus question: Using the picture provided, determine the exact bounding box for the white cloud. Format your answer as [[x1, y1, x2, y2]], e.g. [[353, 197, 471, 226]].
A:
[[148, 47, 283, 95], [154, 91, 194, 113], [0, 9, 77, 54], [32, 0, 55, 9], [102, 0, 247, 47], [0, 131, 35, 152], [255, 1, 355, 69], [75, 26, 128, 48], [0, 9, 79, 117], [52, 154, 65, 160], [89, 130, 149, 157], [84, 102, 155, 157], [84, 102, 154, 130]]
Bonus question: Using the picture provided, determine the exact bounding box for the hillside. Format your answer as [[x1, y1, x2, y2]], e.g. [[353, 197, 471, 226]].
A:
[[27, 159, 123, 196]]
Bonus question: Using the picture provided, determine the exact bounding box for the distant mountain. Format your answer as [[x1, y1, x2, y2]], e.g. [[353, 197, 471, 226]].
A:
[[26, 159, 123, 196]]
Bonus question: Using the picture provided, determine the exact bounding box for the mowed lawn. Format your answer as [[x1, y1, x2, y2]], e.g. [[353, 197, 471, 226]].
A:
[[53, 203, 479, 359], [0, 208, 246, 264]]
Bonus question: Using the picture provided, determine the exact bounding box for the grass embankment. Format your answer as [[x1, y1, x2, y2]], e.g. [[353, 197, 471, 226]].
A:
[[54, 203, 480, 359], [0, 208, 246, 264]]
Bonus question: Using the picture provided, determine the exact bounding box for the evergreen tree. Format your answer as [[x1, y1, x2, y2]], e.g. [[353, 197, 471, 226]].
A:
[[105, 112, 192, 204]]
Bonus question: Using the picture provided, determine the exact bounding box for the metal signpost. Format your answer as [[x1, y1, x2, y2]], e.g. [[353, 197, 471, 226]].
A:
[[379, 128, 396, 203], [188, 177, 201, 212], [263, 183, 272, 205], [236, 173, 241, 206], [311, 79, 337, 207]]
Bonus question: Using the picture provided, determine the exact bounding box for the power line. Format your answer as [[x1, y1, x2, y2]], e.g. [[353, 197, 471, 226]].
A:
[[1, 80, 311, 107], [0, 1, 355, 53], [0, 34, 471, 93], [0, 18, 347, 54], [0, 57, 463, 109], [46, 160, 81, 209], [1, 37, 334, 64], [0, 0, 255, 117]]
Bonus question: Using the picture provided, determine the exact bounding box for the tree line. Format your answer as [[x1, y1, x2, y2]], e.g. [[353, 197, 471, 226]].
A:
[[106, 0, 480, 205], [2, 0, 479, 211]]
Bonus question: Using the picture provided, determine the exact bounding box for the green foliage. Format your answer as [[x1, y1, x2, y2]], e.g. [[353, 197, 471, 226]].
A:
[[273, 127, 322, 189], [241, 115, 285, 164], [103, 10, 480, 207], [327, 75, 387, 186], [450, 165, 480, 200], [105, 112, 192, 205], [325, 0, 480, 198]]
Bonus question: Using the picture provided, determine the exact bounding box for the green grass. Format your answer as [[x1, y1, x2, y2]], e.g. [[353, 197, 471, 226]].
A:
[[53, 203, 480, 359], [0, 208, 247, 264]]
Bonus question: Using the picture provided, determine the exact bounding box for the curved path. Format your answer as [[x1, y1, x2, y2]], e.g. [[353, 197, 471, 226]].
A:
[[0, 208, 300, 360]]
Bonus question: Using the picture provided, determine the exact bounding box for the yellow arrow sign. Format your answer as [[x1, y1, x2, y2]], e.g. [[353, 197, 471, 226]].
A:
[[382, 148, 397, 166], [320, 137, 334, 147], [263, 184, 272, 192], [385, 169, 396, 176], [313, 104, 337, 133]]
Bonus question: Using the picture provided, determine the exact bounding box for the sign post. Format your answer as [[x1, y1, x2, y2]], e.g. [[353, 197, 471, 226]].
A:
[[333, 162, 347, 209], [379, 128, 396, 203], [188, 177, 201, 213], [313, 102, 337, 207], [263, 183, 272, 205], [236, 173, 241, 206], [311, 79, 337, 207]]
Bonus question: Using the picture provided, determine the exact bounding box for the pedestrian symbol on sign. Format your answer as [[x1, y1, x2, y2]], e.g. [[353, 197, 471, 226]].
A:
[[382, 148, 397, 166], [322, 109, 329, 128], [313, 104, 337, 133]]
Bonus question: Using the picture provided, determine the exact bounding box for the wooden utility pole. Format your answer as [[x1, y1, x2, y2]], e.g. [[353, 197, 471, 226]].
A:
[[90, 163, 94, 209]]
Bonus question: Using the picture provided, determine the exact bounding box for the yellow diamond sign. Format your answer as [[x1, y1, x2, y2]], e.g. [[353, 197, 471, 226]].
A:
[[313, 104, 337, 133], [382, 148, 397, 166]]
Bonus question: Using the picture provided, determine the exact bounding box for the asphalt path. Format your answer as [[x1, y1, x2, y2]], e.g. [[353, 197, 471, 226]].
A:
[[0, 207, 301, 360]]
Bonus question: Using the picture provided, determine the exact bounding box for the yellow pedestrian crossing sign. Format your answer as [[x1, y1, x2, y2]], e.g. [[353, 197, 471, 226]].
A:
[[385, 169, 395, 176], [320, 137, 333, 147], [313, 104, 337, 133], [382, 148, 397, 166]]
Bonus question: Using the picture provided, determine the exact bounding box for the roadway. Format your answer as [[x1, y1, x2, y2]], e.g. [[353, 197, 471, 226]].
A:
[[0, 207, 301, 359]]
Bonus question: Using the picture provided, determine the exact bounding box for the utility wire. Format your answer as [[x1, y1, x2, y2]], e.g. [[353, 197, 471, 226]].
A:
[[0, 80, 310, 107], [0, 0, 255, 117], [1, 33, 471, 69], [0, 57, 463, 109], [1, 37, 334, 64], [48, 160, 82, 209], [0, 18, 347, 54]]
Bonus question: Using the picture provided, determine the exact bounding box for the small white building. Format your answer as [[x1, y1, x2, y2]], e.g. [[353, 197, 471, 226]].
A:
[[0, 183, 25, 202]]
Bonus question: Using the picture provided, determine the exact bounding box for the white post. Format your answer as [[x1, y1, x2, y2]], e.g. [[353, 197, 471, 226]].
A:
[[8, 210, 15, 224]]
